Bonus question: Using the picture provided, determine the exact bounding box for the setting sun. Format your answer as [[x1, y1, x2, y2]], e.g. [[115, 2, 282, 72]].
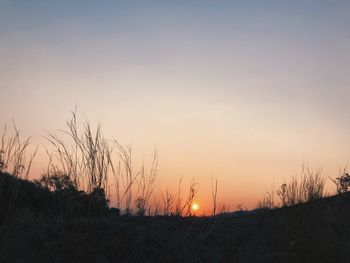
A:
[[191, 203, 199, 211]]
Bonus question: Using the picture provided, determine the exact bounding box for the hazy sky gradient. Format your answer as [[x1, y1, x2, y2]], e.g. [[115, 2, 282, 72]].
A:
[[1, 1, 350, 211]]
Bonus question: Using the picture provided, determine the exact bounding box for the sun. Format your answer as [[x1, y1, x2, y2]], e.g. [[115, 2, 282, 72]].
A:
[[191, 202, 199, 211]]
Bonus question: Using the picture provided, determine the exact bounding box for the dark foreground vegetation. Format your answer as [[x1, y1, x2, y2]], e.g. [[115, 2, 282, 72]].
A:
[[1, 113, 350, 262], [1, 171, 350, 263]]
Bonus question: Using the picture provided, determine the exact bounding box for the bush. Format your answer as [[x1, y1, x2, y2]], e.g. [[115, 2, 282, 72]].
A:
[[0, 172, 53, 223], [330, 171, 350, 194], [0, 171, 111, 224]]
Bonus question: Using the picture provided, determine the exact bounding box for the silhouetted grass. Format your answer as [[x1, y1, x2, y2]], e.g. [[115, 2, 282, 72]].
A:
[[258, 164, 326, 209], [2, 112, 350, 262]]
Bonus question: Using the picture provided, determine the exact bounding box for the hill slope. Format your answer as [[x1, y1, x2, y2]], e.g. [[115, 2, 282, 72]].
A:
[[0, 173, 349, 262]]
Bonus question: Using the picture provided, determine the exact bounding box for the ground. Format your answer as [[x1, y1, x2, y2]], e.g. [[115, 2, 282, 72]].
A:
[[1, 192, 349, 263]]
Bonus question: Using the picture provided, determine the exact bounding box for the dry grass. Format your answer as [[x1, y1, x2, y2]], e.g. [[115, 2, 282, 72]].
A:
[[42, 110, 158, 216], [257, 164, 325, 209], [0, 122, 38, 224], [0, 122, 37, 178], [211, 175, 218, 216], [45, 110, 113, 193], [160, 189, 175, 216]]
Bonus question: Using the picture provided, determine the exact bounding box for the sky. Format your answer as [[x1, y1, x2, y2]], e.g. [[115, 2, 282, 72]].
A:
[[1, 0, 350, 212]]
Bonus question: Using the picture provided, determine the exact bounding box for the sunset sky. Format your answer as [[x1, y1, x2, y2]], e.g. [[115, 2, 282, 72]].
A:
[[1, 1, 350, 212]]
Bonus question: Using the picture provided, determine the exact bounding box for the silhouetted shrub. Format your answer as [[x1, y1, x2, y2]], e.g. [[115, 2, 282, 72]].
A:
[[34, 173, 76, 192], [0, 172, 54, 223], [87, 187, 110, 217], [330, 171, 350, 194], [135, 197, 146, 216], [0, 171, 111, 224], [109, 207, 120, 216]]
